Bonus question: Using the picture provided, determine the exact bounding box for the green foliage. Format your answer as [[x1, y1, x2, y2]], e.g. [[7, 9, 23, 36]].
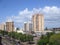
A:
[[37, 32, 55, 45], [16, 28, 20, 30], [20, 34, 33, 42], [45, 27, 48, 30], [0, 30, 8, 36], [49, 33, 60, 45], [46, 32, 55, 42], [0, 30, 33, 42], [38, 33, 60, 45], [38, 35, 49, 45]]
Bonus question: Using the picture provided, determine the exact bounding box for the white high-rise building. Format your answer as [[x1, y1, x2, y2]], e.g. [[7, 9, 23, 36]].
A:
[[24, 22, 32, 32]]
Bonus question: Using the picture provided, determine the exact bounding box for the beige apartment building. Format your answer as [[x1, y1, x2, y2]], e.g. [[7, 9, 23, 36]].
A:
[[32, 14, 44, 33], [6, 22, 14, 32], [0, 23, 5, 30]]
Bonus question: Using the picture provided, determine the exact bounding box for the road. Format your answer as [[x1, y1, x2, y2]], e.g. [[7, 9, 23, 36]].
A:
[[2, 37, 15, 45], [2, 39, 13, 45], [1, 36, 40, 45]]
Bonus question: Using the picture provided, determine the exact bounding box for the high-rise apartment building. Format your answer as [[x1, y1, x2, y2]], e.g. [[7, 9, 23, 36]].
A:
[[0, 23, 5, 30], [32, 14, 44, 33], [6, 21, 14, 32], [24, 22, 27, 32], [24, 22, 32, 32]]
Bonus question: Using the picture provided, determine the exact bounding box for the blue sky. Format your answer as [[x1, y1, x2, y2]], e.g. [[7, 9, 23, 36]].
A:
[[0, 0, 60, 28]]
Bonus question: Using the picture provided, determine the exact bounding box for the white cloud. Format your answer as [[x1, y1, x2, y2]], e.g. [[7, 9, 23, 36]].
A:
[[42, 6, 60, 14], [6, 6, 60, 28], [19, 8, 33, 15]]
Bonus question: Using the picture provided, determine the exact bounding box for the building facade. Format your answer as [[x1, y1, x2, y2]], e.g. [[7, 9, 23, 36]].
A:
[[24, 22, 32, 32], [53, 28, 60, 31], [32, 14, 44, 33], [6, 22, 14, 32], [0, 23, 5, 30]]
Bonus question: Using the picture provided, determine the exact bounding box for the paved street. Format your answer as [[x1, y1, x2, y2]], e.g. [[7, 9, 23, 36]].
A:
[[2, 39, 13, 45], [2, 37, 15, 45], [1, 36, 40, 45]]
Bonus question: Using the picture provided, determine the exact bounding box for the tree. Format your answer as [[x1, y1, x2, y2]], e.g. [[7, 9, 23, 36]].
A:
[[45, 27, 48, 30], [49, 33, 60, 45], [37, 35, 49, 45], [37, 32, 55, 45], [16, 27, 20, 33], [16, 28, 20, 30], [46, 32, 54, 39]]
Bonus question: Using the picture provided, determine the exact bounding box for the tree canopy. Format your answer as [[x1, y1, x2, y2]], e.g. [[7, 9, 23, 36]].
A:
[[49, 33, 60, 45]]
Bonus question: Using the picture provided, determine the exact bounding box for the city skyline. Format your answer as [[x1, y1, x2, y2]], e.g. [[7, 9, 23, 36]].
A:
[[0, 0, 60, 28]]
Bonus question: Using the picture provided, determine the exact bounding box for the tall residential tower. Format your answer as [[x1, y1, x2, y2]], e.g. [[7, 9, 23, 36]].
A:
[[24, 22, 32, 33], [0, 23, 5, 30], [32, 14, 44, 33], [6, 21, 14, 32]]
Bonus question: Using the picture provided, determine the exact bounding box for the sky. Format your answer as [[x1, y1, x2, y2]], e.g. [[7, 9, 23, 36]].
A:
[[0, 0, 60, 29]]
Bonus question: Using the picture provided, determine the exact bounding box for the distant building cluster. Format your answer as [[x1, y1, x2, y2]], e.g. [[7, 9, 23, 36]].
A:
[[0, 21, 14, 32], [0, 13, 60, 36], [53, 28, 60, 31], [24, 14, 44, 35]]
